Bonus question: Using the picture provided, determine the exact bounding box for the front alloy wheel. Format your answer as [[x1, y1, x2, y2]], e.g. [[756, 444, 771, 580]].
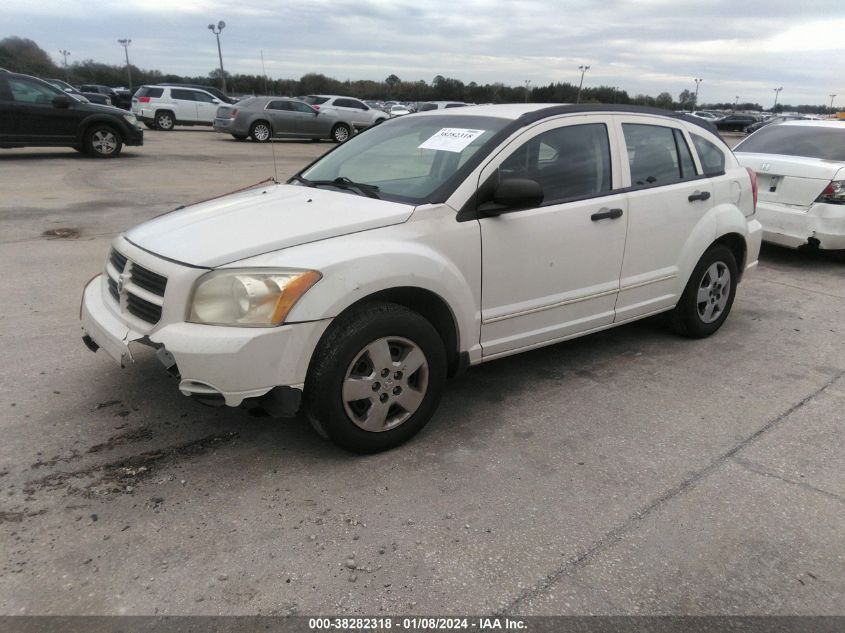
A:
[[304, 302, 447, 453], [342, 336, 429, 432]]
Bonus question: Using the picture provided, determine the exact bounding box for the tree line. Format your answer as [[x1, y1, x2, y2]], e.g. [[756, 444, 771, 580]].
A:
[[0, 36, 834, 114]]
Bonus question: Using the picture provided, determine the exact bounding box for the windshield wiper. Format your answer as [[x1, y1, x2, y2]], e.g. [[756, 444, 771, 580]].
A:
[[304, 176, 381, 199]]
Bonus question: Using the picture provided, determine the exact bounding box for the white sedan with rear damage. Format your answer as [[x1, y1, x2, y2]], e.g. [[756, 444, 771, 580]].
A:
[[81, 104, 761, 453], [733, 120, 845, 251]]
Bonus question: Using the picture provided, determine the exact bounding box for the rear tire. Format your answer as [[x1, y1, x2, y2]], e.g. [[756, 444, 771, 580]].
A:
[[154, 111, 175, 131], [250, 121, 271, 142], [331, 123, 351, 143], [304, 302, 447, 453], [83, 125, 123, 158], [668, 245, 738, 338]]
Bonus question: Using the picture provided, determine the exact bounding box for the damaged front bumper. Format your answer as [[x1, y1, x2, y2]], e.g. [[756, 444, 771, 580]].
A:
[[80, 274, 331, 414]]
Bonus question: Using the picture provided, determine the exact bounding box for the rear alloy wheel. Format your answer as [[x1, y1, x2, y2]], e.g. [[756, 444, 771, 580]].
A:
[[155, 111, 175, 131], [84, 125, 123, 158], [250, 121, 271, 142], [304, 302, 446, 453], [668, 245, 738, 338], [331, 124, 351, 143]]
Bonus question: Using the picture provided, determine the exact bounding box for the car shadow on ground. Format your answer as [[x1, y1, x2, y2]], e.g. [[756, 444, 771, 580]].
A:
[[0, 150, 144, 161], [758, 242, 844, 268]]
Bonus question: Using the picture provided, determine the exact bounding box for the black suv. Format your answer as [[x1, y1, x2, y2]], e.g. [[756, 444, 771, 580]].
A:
[[0, 69, 143, 158]]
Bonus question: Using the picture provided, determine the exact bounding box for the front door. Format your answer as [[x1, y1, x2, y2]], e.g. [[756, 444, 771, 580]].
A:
[[613, 117, 715, 321], [4, 76, 79, 142], [477, 116, 629, 358], [193, 91, 219, 123]]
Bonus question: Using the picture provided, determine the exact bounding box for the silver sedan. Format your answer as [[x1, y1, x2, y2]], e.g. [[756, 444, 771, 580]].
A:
[[213, 97, 357, 143]]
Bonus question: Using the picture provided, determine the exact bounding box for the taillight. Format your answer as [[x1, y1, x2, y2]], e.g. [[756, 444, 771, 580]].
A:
[[746, 167, 758, 212], [816, 180, 845, 205], [231, 109, 238, 119], [138, 96, 150, 103], [312, 105, 320, 110]]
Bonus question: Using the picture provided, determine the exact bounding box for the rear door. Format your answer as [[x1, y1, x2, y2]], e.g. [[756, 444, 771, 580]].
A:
[[169, 89, 198, 122], [192, 90, 219, 123], [613, 117, 715, 322], [332, 98, 370, 128]]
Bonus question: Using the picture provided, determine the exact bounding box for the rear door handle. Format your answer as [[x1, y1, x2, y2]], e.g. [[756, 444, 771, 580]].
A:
[[688, 190, 711, 202], [591, 207, 624, 221]]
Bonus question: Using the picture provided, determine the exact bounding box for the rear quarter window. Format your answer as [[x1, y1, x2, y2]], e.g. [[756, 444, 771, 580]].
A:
[[691, 134, 726, 176]]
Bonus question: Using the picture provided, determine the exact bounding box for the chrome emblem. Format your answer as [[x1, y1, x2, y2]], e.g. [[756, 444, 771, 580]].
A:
[[760, 162, 771, 172], [117, 274, 127, 294]]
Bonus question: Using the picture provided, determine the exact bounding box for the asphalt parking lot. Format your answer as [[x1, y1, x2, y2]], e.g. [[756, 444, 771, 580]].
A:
[[1, 128, 843, 616]]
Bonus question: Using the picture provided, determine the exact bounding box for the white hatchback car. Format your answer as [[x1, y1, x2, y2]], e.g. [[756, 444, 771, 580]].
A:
[[733, 120, 845, 250], [81, 104, 762, 453], [131, 85, 224, 130]]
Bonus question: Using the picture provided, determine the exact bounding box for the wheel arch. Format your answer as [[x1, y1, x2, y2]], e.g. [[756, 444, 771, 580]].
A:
[[312, 286, 465, 378], [76, 115, 128, 144], [711, 232, 747, 281]]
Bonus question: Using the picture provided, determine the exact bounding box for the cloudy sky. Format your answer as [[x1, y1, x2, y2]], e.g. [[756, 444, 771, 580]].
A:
[[4, 0, 844, 106]]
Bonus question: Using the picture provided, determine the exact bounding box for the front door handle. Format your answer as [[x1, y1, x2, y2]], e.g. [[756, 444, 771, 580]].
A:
[[591, 207, 624, 221], [688, 190, 711, 202]]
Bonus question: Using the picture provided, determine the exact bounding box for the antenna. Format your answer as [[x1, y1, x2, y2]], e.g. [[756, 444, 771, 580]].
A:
[[258, 50, 279, 183]]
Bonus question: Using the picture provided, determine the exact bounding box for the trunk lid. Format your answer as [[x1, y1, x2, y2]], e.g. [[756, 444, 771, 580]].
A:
[[734, 152, 845, 208]]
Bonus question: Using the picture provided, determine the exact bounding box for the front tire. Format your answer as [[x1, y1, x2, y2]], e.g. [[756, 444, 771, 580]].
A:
[[231, 134, 248, 141], [250, 120, 272, 142], [84, 125, 123, 158], [668, 245, 738, 338], [331, 123, 351, 143], [304, 302, 447, 453]]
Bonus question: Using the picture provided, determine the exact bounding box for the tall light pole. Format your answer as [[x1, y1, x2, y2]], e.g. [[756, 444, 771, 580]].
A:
[[693, 78, 702, 107], [59, 49, 71, 81], [734, 95, 739, 112], [117, 39, 132, 90], [576, 65, 590, 104], [524, 79, 531, 104], [207, 21, 227, 94], [830, 93, 837, 114], [773, 86, 783, 111]]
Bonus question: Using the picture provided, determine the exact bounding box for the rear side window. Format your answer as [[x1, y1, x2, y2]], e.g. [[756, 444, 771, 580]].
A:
[[444, 103, 465, 109], [170, 89, 196, 101], [499, 123, 613, 203], [267, 100, 292, 111], [137, 87, 163, 98], [335, 98, 366, 109], [691, 134, 727, 176], [623, 123, 698, 187]]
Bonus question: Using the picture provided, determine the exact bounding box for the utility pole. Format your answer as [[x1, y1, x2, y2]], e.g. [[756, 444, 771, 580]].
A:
[[773, 86, 783, 111], [693, 78, 702, 107], [576, 65, 590, 104], [524, 79, 531, 104], [59, 49, 71, 81], [261, 49, 268, 95], [117, 39, 132, 90], [830, 93, 837, 114], [207, 21, 227, 94]]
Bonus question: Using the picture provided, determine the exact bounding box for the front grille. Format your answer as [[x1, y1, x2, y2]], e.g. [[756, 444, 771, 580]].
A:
[[130, 264, 167, 296], [105, 248, 168, 326], [110, 249, 128, 272], [126, 293, 163, 324], [107, 277, 119, 302]]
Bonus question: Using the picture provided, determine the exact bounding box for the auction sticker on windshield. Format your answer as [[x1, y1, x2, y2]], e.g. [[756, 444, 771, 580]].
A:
[[418, 128, 486, 153]]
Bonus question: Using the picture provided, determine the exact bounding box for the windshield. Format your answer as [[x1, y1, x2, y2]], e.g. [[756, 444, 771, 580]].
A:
[[736, 125, 845, 161], [299, 115, 510, 204]]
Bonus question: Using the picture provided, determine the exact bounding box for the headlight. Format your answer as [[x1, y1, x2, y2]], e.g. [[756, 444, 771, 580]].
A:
[[188, 269, 321, 327], [123, 113, 138, 126]]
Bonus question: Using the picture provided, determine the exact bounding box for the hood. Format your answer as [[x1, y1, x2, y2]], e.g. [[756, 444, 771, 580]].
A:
[[84, 102, 131, 116], [126, 183, 414, 267]]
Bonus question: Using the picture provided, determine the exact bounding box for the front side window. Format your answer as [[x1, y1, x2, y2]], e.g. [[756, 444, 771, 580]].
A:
[[691, 134, 727, 176], [623, 123, 698, 187], [300, 115, 509, 204], [498, 123, 612, 203], [290, 101, 315, 113], [8, 77, 62, 104], [193, 91, 216, 103]]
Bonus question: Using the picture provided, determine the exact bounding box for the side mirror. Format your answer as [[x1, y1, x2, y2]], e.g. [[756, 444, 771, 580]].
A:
[[212, 98, 220, 104], [52, 95, 72, 108], [479, 178, 544, 216]]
